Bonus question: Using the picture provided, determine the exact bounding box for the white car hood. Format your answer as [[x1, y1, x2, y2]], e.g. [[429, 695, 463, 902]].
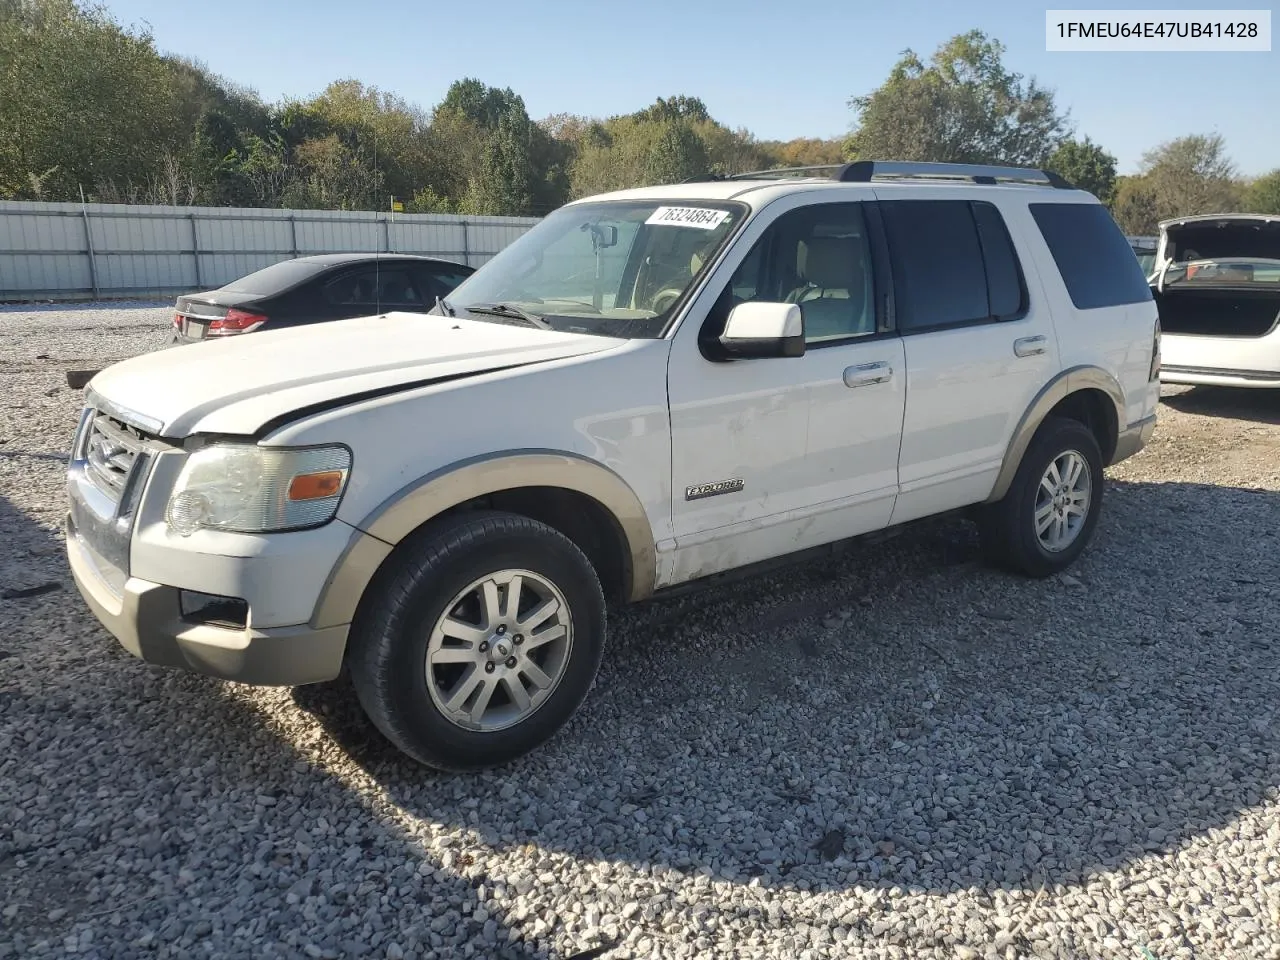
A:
[[88, 312, 622, 438]]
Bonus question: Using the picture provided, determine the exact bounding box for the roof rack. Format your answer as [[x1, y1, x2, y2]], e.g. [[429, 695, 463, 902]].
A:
[[838, 161, 1074, 188], [687, 161, 1075, 189]]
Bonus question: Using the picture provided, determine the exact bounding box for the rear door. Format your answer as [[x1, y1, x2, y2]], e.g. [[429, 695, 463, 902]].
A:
[[876, 191, 1058, 525]]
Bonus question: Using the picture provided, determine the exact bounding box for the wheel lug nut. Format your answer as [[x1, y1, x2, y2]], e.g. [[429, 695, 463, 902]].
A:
[[485, 662, 495, 673], [478, 641, 489, 652], [514, 635, 524, 645], [506, 656, 517, 668], [496, 624, 506, 635]]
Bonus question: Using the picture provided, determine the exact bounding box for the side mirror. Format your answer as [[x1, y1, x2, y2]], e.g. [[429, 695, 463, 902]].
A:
[[719, 302, 805, 359]]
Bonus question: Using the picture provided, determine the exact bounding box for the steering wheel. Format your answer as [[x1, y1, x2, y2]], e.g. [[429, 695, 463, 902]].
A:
[[651, 288, 684, 314]]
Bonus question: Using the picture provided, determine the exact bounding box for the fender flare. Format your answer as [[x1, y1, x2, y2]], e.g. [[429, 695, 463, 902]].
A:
[[985, 365, 1125, 504], [310, 450, 657, 629]]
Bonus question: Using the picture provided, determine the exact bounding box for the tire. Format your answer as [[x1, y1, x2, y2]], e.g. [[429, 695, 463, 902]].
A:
[[347, 511, 606, 771], [978, 416, 1104, 578]]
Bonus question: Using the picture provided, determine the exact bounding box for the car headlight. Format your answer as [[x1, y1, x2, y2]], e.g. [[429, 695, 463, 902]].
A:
[[166, 444, 351, 536]]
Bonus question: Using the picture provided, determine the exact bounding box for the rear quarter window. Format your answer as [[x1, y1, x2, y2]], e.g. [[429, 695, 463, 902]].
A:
[[1030, 203, 1153, 310]]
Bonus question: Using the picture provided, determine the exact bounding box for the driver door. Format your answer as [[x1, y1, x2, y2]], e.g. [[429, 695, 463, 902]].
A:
[[664, 197, 905, 586]]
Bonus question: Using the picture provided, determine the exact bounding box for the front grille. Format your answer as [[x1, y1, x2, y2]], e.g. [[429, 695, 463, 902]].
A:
[[83, 412, 148, 500]]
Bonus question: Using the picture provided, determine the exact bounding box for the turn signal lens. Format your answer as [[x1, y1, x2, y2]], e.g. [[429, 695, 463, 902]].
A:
[[288, 471, 346, 501]]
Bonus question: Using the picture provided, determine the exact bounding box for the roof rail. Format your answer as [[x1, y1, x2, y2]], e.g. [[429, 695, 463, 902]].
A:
[[677, 161, 1076, 189], [836, 161, 1075, 189]]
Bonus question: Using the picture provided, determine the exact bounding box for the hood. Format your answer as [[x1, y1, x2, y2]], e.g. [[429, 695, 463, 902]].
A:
[[88, 312, 623, 439]]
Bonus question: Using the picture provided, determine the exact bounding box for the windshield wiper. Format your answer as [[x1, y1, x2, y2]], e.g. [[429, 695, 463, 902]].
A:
[[464, 302, 552, 330], [434, 295, 455, 317]]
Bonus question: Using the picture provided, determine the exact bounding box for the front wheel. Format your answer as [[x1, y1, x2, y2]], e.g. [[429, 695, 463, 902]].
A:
[[347, 511, 606, 770], [978, 417, 1104, 578]]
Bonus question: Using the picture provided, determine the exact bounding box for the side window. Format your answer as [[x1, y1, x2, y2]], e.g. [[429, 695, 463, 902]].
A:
[[723, 203, 877, 344], [972, 201, 1027, 320], [323, 267, 422, 307], [1030, 203, 1154, 309], [880, 200, 989, 333]]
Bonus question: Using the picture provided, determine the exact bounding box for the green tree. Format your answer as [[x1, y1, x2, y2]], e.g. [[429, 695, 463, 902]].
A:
[[632, 95, 711, 125], [462, 113, 537, 216], [308, 79, 431, 202], [1048, 137, 1117, 204], [1139, 134, 1242, 221], [645, 120, 708, 184], [757, 137, 846, 169], [1242, 169, 1280, 215], [0, 0, 187, 199], [844, 31, 1069, 166], [1111, 175, 1160, 235]]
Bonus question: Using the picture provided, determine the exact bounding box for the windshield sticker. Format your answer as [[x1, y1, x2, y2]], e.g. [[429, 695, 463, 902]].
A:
[[645, 207, 730, 230]]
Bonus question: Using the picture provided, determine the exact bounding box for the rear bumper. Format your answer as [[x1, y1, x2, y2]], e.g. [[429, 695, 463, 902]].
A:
[[68, 518, 348, 686], [1111, 413, 1157, 465], [1160, 364, 1280, 388], [164, 329, 202, 348]]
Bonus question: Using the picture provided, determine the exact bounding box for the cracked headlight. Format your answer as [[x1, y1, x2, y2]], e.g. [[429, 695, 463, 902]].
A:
[[166, 444, 351, 536]]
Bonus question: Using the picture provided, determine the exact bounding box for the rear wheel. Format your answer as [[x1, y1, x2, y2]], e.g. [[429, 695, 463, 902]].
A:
[[348, 511, 606, 770], [978, 417, 1104, 578]]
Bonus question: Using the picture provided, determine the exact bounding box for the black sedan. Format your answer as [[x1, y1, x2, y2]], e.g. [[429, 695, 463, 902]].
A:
[[167, 253, 475, 345]]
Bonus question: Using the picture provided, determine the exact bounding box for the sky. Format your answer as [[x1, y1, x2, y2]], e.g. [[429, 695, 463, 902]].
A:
[[104, 0, 1278, 176]]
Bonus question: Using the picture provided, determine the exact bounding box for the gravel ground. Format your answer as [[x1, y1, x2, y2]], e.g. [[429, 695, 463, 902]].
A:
[[2, 302, 1279, 960]]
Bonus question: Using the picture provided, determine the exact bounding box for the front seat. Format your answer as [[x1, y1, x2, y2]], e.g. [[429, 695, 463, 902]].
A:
[[787, 237, 870, 339]]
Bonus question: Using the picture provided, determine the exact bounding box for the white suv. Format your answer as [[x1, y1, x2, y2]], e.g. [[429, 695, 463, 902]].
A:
[[66, 161, 1160, 770]]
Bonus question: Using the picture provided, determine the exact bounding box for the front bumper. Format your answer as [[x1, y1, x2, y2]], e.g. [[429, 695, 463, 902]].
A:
[[1110, 413, 1157, 465], [67, 518, 348, 685]]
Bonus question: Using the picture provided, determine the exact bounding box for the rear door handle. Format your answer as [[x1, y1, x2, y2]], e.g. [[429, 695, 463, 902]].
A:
[[843, 361, 893, 388], [1013, 335, 1047, 358]]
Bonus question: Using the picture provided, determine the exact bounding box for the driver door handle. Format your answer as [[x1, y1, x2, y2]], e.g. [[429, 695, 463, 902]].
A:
[[843, 361, 893, 388], [1013, 335, 1048, 358]]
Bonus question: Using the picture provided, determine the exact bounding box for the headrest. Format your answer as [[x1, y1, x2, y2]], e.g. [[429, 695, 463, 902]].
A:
[[802, 237, 859, 289]]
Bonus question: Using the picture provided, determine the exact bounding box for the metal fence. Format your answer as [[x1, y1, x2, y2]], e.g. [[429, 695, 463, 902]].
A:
[[0, 200, 541, 301]]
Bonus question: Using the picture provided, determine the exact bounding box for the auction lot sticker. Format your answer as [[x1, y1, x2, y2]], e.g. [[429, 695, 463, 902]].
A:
[[646, 207, 730, 229]]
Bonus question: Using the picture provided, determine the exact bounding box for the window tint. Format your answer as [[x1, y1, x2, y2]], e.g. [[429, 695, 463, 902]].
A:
[[724, 203, 877, 343], [1030, 203, 1154, 309], [880, 200, 988, 332], [323, 268, 422, 307], [972, 202, 1026, 320]]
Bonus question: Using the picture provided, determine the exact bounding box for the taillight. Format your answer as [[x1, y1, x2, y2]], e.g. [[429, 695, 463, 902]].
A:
[[1149, 318, 1161, 381], [173, 312, 182, 328], [209, 309, 267, 336]]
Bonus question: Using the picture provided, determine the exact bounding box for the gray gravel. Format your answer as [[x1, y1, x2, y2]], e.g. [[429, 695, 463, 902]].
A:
[[2, 302, 1279, 960]]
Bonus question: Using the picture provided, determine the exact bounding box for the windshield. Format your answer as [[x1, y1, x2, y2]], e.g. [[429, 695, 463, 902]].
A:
[[222, 259, 325, 295], [441, 200, 747, 337]]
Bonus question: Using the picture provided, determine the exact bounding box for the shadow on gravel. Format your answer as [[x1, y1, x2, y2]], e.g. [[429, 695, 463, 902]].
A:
[[0, 449, 70, 464], [295, 478, 1280, 901], [6, 478, 1280, 956], [0, 492, 561, 960], [1162, 385, 1280, 425]]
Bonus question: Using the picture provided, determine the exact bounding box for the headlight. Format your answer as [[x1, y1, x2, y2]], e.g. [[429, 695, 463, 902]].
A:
[[166, 444, 351, 536]]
